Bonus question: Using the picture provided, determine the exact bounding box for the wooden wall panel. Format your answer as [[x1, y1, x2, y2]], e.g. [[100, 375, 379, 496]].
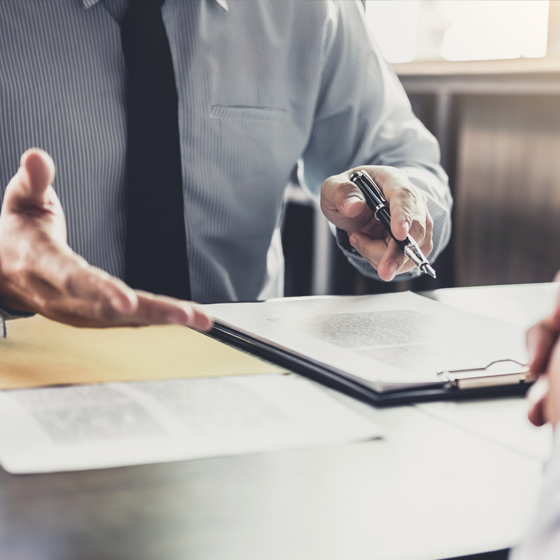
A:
[[455, 95, 560, 286]]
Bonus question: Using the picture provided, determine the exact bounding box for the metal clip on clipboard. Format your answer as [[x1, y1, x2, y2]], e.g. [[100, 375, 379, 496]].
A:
[[438, 359, 532, 390]]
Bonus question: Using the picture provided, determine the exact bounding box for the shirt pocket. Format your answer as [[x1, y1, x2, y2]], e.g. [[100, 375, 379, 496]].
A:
[[210, 105, 287, 122]]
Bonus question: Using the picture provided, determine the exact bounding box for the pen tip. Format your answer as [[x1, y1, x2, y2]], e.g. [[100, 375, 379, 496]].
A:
[[422, 264, 437, 279]]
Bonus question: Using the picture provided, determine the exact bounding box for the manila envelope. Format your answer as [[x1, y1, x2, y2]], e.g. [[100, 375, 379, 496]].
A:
[[0, 315, 283, 390]]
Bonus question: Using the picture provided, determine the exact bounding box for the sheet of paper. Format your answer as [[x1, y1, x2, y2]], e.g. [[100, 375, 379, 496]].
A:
[[0, 315, 283, 389], [416, 399, 553, 463], [205, 292, 528, 392], [0, 374, 382, 474], [430, 282, 559, 330]]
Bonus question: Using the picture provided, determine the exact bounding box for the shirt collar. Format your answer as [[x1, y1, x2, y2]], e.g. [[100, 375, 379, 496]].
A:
[[81, 0, 228, 11]]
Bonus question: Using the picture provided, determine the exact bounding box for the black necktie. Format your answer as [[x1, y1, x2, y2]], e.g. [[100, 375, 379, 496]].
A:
[[121, 0, 191, 300]]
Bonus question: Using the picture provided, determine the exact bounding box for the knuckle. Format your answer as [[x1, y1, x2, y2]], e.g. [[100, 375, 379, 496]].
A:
[[59, 261, 90, 295], [426, 220, 434, 239], [321, 174, 337, 189], [392, 186, 419, 215], [379, 165, 408, 182], [58, 269, 75, 294], [415, 221, 427, 240], [322, 174, 343, 193], [97, 301, 119, 322], [10, 256, 29, 278], [401, 185, 419, 205], [32, 293, 52, 311], [425, 238, 434, 256], [321, 176, 352, 208], [9, 243, 36, 277], [395, 168, 409, 182], [426, 210, 434, 230], [338, 181, 359, 200]]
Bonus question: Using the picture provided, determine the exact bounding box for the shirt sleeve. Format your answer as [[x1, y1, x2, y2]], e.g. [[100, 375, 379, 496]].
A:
[[298, 0, 452, 282], [510, 424, 560, 560]]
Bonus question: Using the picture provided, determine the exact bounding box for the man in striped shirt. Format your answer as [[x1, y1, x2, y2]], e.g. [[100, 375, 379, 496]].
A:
[[0, 0, 451, 331]]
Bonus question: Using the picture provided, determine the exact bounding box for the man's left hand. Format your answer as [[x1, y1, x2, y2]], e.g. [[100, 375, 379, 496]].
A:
[[320, 165, 433, 281]]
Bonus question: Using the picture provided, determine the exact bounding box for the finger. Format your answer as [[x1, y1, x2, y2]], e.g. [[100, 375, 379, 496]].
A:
[[191, 304, 214, 331], [132, 292, 213, 331], [527, 375, 549, 426], [527, 320, 559, 375], [349, 231, 388, 270], [41, 291, 213, 331], [40, 294, 137, 328], [388, 188, 418, 240], [321, 174, 367, 219], [351, 229, 431, 281], [4, 149, 55, 212], [357, 167, 417, 240], [407, 203, 433, 244], [377, 238, 408, 281]]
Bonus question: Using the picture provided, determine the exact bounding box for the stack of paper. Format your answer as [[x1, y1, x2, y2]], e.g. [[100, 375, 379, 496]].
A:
[[0, 375, 382, 474]]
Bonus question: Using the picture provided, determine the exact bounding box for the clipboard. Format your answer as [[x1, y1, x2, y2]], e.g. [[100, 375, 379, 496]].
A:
[[209, 324, 532, 406], [205, 292, 533, 406]]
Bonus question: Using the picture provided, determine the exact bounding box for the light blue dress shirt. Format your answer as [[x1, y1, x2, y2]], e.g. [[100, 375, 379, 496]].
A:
[[0, 0, 451, 303]]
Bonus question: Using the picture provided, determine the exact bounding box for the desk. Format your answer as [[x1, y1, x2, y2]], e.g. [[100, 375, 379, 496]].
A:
[[0, 284, 556, 560]]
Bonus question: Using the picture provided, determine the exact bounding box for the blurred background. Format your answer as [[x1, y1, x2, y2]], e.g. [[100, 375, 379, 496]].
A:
[[282, 0, 560, 297]]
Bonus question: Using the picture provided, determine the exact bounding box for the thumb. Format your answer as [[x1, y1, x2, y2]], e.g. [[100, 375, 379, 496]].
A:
[[322, 174, 366, 218], [4, 149, 56, 212]]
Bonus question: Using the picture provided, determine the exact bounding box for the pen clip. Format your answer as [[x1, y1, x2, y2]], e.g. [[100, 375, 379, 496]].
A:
[[361, 171, 387, 204], [351, 171, 387, 206], [350, 171, 389, 219]]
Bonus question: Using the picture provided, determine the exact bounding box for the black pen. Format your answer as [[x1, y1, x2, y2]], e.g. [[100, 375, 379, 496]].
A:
[[349, 170, 436, 279]]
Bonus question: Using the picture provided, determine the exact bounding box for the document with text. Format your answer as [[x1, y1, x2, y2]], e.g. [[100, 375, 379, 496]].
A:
[[0, 374, 381, 474], [206, 292, 528, 396]]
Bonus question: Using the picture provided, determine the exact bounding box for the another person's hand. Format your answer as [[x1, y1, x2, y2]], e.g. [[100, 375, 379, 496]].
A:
[[526, 276, 560, 427], [0, 149, 212, 330], [321, 165, 433, 281]]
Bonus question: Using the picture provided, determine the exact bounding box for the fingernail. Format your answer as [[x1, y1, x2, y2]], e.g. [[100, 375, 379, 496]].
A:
[[192, 305, 213, 331], [197, 314, 214, 331], [349, 235, 357, 248], [400, 216, 410, 235]]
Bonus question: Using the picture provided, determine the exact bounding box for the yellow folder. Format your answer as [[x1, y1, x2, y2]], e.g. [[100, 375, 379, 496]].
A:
[[0, 316, 282, 390]]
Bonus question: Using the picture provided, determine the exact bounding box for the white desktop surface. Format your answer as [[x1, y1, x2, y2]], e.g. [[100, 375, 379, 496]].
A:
[[305, 394, 543, 560], [1, 283, 557, 560], [293, 283, 558, 560]]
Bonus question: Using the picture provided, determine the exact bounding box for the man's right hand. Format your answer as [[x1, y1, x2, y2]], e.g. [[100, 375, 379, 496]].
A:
[[0, 149, 212, 330]]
